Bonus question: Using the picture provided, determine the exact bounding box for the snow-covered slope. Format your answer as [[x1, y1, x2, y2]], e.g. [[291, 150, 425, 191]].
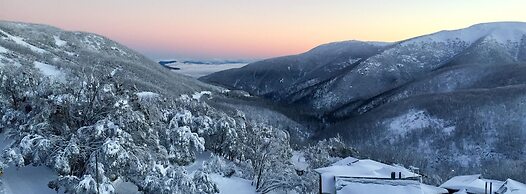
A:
[[308, 22, 526, 116], [202, 22, 526, 183], [203, 22, 526, 118], [404, 22, 526, 45], [0, 21, 313, 194], [0, 21, 305, 141], [200, 40, 390, 98], [0, 21, 215, 97]]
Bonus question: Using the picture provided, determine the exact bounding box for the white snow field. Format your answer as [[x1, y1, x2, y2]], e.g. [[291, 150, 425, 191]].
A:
[[1, 166, 59, 194], [209, 174, 257, 194], [0, 29, 47, 54], [0, 46, 8, 54], [53, 35, 67, 47], [33, 61, 65, 80]]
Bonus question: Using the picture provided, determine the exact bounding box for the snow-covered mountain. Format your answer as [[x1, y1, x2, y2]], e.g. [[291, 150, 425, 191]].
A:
[[0, 21, 310, 141], [0, 21, 215, 97], [0, 21, 316, 194], [2, 19, 526, 191], [203, 22, 526, 118], [201, 40, 390, 97], [202, 22, 526, 182]]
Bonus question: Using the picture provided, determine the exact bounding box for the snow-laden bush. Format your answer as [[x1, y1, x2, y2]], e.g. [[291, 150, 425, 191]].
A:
[[141, 164, 218, 194], [0, 66, 220, 194], [0, 65, 327, 194], [303, 135, 358, 169]]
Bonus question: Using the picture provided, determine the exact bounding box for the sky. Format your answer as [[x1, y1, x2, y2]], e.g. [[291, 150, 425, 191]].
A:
[[1, 0, 526, 60]]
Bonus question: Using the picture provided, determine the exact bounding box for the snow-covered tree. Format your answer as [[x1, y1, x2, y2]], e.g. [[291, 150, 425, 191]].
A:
[[0, 65, 328, 193], [303, 135, 358, 169], [238, 123, 296, 193], [166, 125, 205, 165], [193, 170, 219, 193], [0, 66, 220, 193], [141, 164, 217, 194]]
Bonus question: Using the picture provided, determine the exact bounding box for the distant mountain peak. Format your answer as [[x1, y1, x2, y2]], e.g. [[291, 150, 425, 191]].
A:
[[405, 21, 526, 45], [468, 21, 526, 29]]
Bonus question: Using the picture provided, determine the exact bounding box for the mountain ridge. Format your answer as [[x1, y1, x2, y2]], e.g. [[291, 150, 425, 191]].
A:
[[0, 20, 217, 97], [202, 21, 526, 118], [201, 21, 526, 182]]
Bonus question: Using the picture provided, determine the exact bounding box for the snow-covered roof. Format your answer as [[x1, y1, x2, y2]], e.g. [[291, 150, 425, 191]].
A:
[[421, 183, 449, 194], [453, 189, 469, 194], [315, 158, 420, 179], [440, 174, 504, 193], [496, 179, 526, 194], [336, 179, 447, 194], [331, 156, 359, 166], [337, 179, 420, 194], [315, 158, 421, 194], [440, 174, 481, 190]]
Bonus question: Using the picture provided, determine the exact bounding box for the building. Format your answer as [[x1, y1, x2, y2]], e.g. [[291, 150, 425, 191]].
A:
[[496, 179, 526, 194], [315, 157, 447, 194], [440, 174, 504, 194]]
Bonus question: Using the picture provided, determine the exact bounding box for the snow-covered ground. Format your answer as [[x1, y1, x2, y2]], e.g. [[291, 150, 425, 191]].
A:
[[210, 174, 257, 194], [0, 29, 47, 54], [0, 131, 59, 194], [0, 46, 8, 54], [387, 109, 453, 138], [187, 152, 257, 194], [167, 63, 247, 78], [191, 91, 212, 101], [1, 166, 59, 194], [53, 35, 67, 47], [33, 61, 65, 81], [112, 178, 140, 194]]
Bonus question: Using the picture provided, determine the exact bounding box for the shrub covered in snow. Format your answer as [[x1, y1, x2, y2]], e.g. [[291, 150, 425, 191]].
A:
[[0, 65, 338, 194], [0, 66, 221, 193]]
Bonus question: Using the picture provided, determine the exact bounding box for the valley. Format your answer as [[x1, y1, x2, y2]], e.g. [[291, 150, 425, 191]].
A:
[[201, 22, 526, 183], [1, 20, 526, 194]]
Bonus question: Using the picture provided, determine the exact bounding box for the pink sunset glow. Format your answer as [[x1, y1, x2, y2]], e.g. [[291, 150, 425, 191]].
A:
[[1, 0, 526, 59]]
